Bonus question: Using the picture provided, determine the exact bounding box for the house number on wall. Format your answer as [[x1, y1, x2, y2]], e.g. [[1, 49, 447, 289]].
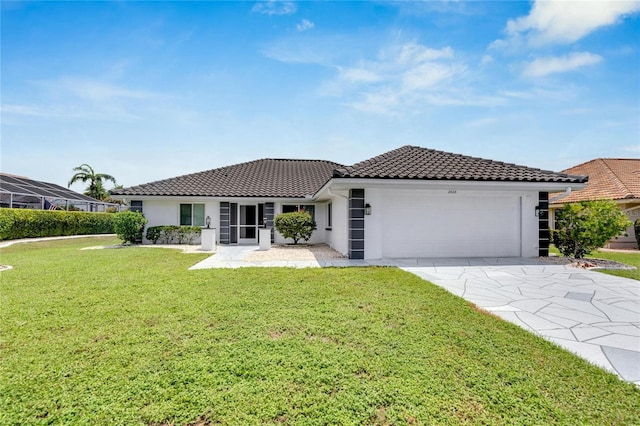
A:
[[448, 190, 457, 194]]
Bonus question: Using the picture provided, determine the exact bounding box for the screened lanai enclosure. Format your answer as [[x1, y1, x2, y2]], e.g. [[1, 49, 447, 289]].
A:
[[0, 173, 122, 212]]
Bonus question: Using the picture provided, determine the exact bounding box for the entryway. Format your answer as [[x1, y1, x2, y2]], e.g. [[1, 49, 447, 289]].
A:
[[229, 203, 266, 244]]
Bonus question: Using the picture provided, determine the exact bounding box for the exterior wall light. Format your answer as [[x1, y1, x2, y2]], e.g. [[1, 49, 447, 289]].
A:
[[205, 215, 211, 228], [364, 203, 372, 215]]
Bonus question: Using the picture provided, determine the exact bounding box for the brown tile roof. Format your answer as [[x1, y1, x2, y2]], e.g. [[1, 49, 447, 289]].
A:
[[551, 158, 640, 203], [111, 159, 343, 198], [113, 146, 588, 198], [333, 145, 587, 183]]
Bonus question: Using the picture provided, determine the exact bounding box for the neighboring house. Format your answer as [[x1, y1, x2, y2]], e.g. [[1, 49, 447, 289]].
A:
[[549, 159, 640, 249], [0, 173, 119, 212], [111, 145, 586, 259]]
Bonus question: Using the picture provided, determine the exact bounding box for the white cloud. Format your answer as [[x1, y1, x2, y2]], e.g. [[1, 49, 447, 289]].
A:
[[55, 78, 160, 101], [402, 62, 462, 91], [327, 42, 460, 94], [252, 1, 297, 16], [1, 104, 51, 117], [0, 102, 137, 123], [391, 43, 453, 64], [523, 52, 603, 77], [296, 19, 314, 32], [499, 0, 640, 47], [265, 37, 504, 114], [621, 144, 640, 154], [324, 41, 501, 114], [480, 54, 493, 66], [2, 78, 167, 124], [337, 66, 381, 84], [465, 117, 500, 128]]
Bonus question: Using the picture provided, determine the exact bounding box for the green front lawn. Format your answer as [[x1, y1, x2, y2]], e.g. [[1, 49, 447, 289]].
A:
[[1, 237, 638, 425]]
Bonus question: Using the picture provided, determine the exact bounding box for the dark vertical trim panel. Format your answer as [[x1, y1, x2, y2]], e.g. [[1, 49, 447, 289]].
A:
[[349, 189, 365, 259], [219, 202, 230, 244], [230, 203, 238, 244], [265, 202, 275, 243], [538, 192, 549, 257]]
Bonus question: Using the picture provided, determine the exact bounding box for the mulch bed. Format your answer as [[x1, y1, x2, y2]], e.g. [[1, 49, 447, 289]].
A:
[[543, 256, 636, 270]]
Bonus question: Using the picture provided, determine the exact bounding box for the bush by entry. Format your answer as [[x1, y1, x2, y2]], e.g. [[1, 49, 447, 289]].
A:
[[274, 211, 317, 244]]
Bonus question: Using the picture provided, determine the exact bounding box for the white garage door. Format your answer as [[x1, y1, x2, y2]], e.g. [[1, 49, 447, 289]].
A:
[[381, 194, 521, 258]]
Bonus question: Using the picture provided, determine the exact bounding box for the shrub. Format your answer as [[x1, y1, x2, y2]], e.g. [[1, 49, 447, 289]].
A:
[[635, 219, 640, 249], [160, 225, 180, 244], [274, 211, 316, 244], [182, 226, 201, 244], [0, 209, 114, 240], [145, 225, 201, 244], [145, 226, 163, 244], [113, 211, 147, 244], [554, 201, 632, 258]]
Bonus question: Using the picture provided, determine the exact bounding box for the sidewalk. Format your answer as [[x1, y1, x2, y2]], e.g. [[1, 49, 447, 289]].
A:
[[0, 234, 117, 249]]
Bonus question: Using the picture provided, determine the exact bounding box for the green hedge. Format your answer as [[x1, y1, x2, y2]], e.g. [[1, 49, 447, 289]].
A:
[[145, 225, 201, 244], [0, 209, 115, 241]]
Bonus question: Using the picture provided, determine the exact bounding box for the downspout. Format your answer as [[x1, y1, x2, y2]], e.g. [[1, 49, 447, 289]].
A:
[[549, 187, 572, 203]]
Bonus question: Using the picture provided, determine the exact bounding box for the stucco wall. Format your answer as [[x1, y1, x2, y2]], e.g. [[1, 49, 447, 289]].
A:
[[326, 196, 348, 256], [139, 198, 219, 243]]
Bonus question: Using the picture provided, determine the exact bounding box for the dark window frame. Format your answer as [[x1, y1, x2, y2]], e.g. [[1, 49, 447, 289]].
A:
[[179, 203, 205, 226]]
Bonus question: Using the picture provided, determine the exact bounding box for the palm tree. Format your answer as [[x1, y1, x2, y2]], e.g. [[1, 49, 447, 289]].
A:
[[68, 164, 117, 200]]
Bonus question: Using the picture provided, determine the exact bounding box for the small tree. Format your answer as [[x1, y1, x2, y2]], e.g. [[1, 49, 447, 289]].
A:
[[553, 200, 631, 258], [68, 164, 117, 200], [113, 211, 147, 244], [274, 211, 317, 245], [635, 218, 640, 249]]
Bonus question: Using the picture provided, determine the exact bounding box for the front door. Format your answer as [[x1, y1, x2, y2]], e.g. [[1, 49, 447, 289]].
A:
[[238, 204, 257, 243]]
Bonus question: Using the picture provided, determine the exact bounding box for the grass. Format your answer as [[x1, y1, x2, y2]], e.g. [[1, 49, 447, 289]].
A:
[[1, 237, 639, 425], [589, 250, 640, 280], [549, 244, 640, 281]]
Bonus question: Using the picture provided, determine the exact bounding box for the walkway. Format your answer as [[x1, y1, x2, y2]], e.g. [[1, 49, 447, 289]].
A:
[[191, 246, 640, 385]]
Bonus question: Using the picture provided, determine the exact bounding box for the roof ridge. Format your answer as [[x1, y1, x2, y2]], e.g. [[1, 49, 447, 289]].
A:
[[601, 159, 634, 198], [262, 158, 342, 164], [334, 145, 586, 183]]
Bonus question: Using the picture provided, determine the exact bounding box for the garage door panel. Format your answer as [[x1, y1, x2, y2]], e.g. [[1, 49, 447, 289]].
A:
[[381, 194, 520, 258]]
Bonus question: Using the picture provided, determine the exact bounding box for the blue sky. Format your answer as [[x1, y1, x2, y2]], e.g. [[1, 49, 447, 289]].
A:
[[2, 1, 639, 193]]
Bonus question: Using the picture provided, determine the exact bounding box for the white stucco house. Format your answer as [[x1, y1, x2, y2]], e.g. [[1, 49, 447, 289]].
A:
[[111, 146, 587, 259]]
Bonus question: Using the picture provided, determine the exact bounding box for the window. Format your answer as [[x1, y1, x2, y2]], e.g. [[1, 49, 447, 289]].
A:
[[130, 200, 143, 213], [180, 203, 205, 226], [282, 204, 315, 220], [327, 203, 332, 229]]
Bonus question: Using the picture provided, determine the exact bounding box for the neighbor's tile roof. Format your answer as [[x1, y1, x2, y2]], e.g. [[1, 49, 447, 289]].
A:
[[551, 158, 640, 203], [111, 159, 343, 198], [333, 145, 588, 183]]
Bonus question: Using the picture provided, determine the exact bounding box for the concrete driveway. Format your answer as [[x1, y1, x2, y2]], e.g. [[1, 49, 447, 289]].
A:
[[400, 258, 640, 386]]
